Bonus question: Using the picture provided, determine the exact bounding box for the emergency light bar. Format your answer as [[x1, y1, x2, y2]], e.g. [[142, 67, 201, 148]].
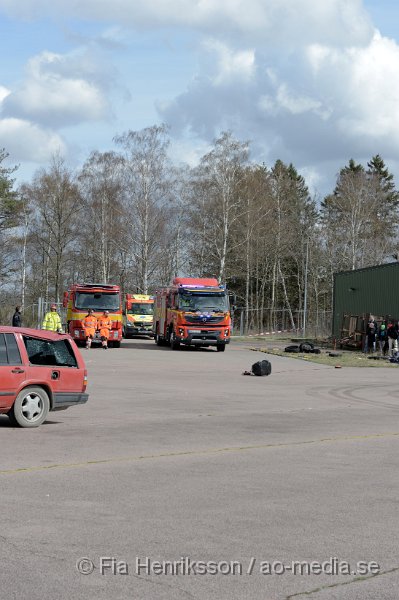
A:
[[178, 284, 225, 290], [80, 283, 117, 289]]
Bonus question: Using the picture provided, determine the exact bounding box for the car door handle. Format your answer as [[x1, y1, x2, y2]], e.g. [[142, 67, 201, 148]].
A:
[[11, 368, 25, 373]]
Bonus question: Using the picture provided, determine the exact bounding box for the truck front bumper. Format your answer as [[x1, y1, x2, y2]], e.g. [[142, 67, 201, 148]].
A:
[[179, 330, 230, 346], [125, 326, 154, 338]]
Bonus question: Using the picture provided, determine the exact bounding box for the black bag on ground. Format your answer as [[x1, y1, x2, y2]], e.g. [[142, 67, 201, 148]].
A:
[[284, 345, 300, 353], [251, 360, 272, 376]]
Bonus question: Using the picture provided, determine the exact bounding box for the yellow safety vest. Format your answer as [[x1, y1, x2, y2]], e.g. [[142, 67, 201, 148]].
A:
[[42, 311, 63, 332]]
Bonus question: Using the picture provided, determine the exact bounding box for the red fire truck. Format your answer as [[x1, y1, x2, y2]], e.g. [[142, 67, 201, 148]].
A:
[[63, 283, 123, 347], [153, 277, 231, 351]]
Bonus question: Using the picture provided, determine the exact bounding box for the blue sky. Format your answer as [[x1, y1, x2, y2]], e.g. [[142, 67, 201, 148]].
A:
[[0, 1, 398, 200]]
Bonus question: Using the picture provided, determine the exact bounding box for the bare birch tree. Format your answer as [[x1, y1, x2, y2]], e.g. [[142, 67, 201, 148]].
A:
[[78, 151, 124, 284], [188, 131, 249, 281], [321, 157, 399, 291], [114, 125, 176, 293], [22, 156, 82, 301]]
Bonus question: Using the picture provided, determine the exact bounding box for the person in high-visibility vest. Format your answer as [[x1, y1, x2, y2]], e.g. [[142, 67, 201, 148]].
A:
[[82, 308, 97, 349], [97, 310, 112, 349], [42, 303, 63, 333]]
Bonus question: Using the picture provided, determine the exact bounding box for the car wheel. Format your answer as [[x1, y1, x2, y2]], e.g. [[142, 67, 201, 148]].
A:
[[170, 329, 180, 350], [11, 386, 50, 428], [216, 343, 226, 352]]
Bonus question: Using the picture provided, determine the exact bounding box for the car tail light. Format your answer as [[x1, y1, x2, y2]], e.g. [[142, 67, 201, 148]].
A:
[[83, 370, 88, 391]]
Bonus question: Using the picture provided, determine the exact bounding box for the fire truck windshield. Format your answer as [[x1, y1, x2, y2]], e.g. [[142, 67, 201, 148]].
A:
[[178, 292, 228, 312], [75, 292, 120, 311], [128, 303, 153, 315]]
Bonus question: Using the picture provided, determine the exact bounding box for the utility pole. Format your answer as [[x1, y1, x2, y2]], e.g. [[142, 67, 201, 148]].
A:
[[303, 239, 309, 338]]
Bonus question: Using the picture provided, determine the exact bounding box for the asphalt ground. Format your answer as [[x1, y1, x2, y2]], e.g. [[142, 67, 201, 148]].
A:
[[1, 338, 399, 600]]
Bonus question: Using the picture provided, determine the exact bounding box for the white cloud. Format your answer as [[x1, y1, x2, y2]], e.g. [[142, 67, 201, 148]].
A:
[[0, 0, 398, 197], [201, 39, 255, 85], [2, 51, 109, 127], [0, 0, 373, 45], [304, 32, 399, 144], [258, 73, 327, 118], [0, 85, 11, 103], [159, 7, 399, 194], [340, 33, 399, 140], [0, 118, 66, 161]]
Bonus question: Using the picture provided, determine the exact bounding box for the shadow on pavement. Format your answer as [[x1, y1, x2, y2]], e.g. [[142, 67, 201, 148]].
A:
[[0, 415, 62, 428], [121, 341, 217, 352]]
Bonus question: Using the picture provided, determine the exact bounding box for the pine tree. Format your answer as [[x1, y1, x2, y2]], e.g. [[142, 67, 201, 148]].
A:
[[0, 148, 22, 231]]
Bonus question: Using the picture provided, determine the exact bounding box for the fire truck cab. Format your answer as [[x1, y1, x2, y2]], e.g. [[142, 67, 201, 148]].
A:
[[63, 283, 123, 347], [153, 277, 231, 351]]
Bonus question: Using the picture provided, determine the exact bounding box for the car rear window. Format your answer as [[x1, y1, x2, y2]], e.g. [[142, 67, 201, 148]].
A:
[[23, 337, 78, 368], [0, 333, 22, 365]]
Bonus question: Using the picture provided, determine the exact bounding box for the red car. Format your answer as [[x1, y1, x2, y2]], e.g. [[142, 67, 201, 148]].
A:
[[0, 327, 88, 428]]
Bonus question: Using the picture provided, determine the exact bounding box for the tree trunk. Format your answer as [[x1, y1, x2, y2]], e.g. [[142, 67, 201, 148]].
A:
[[278, 262, 296, 331]]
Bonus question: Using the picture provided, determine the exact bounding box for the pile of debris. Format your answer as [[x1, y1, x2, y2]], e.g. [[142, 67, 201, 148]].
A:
[[284, 342, 321, 355]]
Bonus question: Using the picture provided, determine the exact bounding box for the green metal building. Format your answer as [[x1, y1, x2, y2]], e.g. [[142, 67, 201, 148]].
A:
[[332, 262, 399, 338]]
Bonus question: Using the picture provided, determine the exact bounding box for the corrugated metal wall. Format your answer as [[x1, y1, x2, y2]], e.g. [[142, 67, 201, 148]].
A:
[[333, 262, 399, 337]]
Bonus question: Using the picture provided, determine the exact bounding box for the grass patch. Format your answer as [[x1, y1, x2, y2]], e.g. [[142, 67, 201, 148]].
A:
[[255, 347, 397, 368]]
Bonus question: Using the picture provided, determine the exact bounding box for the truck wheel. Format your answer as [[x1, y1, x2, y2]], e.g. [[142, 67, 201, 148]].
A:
[[10, 386, 50, 428], [155, 326, 164, 346], [170, 330, 180, 350], [113, 341, 121, 348], [216, 343, 226, 352]]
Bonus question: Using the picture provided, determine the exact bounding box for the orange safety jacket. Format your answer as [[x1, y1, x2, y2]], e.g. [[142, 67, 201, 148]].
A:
[[82, 315, 98, 337], [97, 316, 112, 339]]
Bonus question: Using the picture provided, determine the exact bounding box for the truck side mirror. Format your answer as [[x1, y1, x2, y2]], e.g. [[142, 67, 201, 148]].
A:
[[62, 291, 69, 308]]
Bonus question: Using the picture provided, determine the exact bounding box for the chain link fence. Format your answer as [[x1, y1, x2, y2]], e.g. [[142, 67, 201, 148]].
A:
[[2, 298, 331, 339], [232, 307, 332, 339], [0, 299, 68, 330]]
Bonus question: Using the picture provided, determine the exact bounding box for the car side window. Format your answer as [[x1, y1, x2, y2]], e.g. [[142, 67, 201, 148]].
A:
[[23, 337, 77, 368], [53, 340, 77, 367], [5, 333, 22, 365], [0, 333, 7, 364], [0, 333, 22, 365]]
